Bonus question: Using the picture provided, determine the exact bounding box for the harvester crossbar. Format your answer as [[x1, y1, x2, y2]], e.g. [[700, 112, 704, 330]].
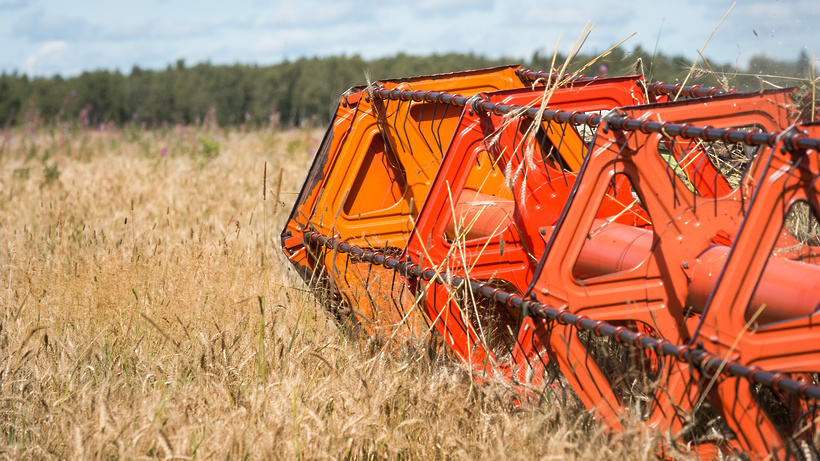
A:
[[369, 85, 820, 151], [301, 229, 820, 402]]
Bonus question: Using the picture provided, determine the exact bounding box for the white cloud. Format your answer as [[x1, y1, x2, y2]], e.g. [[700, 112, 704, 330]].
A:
[[1, 0, 817, 77], [25, 40, 68, 75], [264, 2, 355, 28]]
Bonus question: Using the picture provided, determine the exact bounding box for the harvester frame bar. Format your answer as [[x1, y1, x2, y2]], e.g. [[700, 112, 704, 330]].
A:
[[300, 229, 820, 402], [369, 85, 820, 152]]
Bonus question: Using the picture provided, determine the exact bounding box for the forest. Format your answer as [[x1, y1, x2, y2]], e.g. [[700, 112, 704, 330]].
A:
[[0, 46, 815, 129]]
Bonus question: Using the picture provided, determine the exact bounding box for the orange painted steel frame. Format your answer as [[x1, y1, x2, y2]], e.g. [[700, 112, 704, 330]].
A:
[[283, 65, 820, 457], [523, 89, 798, 456], [691, 123, 820, 458], [283, 66, 523, 255], [281, 66, 526, 334], [402, 76, 649, 380]]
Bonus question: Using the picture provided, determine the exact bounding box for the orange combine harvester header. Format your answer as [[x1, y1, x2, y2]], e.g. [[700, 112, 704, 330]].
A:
[[281, 64, 820, 459]]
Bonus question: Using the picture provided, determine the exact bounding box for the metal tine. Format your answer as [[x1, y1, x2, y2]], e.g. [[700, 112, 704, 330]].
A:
[[604, 130, 634, 204], [341, 253, 355, 305], [521, 323, 555, 387], [578, 326, 620, 414], [379, 98, 410, 190], [711, 151, 720, 216], [660, 134, 683, 208], [480, 110, 498, 166], [508, 324, 533, 377], [666, 133, 688, 205], [361, 256, 375, 305], [535, 121, 554, 173], [413, 283, 433, 331], [347, 254, 377, 325], [676, 134, 726, 214], [316, 241, 334, 303], [371, 86, 394, 152], [390, 95, 408, 153], [503, 115, 527, 194], [414, 95, 437, 157], [538, 323, 564, 391], [429, 100, 444, 154], [342, 250, 374, 321], [366, 91, 407, 194], [388, 268, 415, 336], [678, 136, 711, 215], [401, 97, 417, 158], [474, 296, 495, 356], [691, 138, 718, 214], [510, 116, 523, 166], [551, 120, 571, 186], [434, 103, 450, 156]]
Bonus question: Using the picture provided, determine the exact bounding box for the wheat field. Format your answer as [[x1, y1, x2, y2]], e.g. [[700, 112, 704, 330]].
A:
[[0, 126, 663, 459]]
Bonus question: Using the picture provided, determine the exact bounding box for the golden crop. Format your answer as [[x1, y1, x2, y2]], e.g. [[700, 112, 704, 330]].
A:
[[0, 126, 658, 459]]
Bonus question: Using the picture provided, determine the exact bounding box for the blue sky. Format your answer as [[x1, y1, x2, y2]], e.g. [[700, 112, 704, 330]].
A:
[[1, 0, 817, 78]]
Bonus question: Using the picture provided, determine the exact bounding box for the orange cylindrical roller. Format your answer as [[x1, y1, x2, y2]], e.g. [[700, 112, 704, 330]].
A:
[[565, 220, 820, 324], [687, 244, 820, 324], [449, 188, 820, 324], [445, 189, 514, 240]]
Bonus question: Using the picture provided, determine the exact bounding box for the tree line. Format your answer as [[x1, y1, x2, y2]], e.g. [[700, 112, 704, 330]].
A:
[[0, 47, 815, 129]]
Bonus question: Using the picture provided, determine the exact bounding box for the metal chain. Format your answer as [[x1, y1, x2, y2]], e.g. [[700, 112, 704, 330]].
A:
[[302, 229, 820, 401], [368, 86, 820, 152]]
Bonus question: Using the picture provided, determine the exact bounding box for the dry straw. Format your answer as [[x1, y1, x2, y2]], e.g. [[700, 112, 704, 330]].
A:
[[0, 125, 661, 459]]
